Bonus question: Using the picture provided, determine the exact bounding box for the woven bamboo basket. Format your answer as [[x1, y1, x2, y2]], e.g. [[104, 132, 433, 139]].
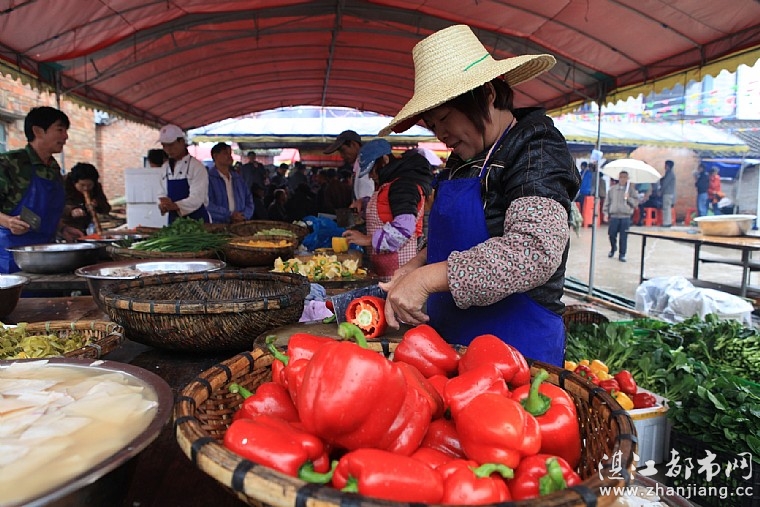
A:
[[106, 245, 221, 261], [563, 304, 610, 327], [229, 220, 309, 242], [7, 320, 124, 359], [100, 271, 309, 352], [222, 236, 298, 268], [175, 340, 637, 507]]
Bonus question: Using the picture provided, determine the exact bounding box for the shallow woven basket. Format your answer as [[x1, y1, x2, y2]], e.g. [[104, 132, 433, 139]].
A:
[[229, 220, 309, 242], [222, 236, 298, 268], [10, 320, 124, 359], [563, 303, 610, 327], [175, 340, 637, 507], [100, 271, 309, 352], [106, 245, 221, 261]]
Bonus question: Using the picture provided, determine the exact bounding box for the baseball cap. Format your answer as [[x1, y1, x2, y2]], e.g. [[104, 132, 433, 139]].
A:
[[158, 124, 185, 144], [358, 139, 392, 177], [323, 130, 362, 154]]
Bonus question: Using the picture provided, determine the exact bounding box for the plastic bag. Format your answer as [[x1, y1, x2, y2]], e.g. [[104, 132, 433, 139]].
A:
[[301, 215, 345, 251], [635, 276, 753, 326]]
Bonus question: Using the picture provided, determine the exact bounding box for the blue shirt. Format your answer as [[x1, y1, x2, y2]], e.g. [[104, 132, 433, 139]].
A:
[[206, 166, 254, 223]]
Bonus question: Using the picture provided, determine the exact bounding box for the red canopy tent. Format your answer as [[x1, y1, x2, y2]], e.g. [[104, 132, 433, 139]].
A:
[[0, 1, 758, 130]]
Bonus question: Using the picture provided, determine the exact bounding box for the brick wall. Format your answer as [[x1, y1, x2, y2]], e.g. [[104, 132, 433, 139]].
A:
[[0, 73, 159, 203]]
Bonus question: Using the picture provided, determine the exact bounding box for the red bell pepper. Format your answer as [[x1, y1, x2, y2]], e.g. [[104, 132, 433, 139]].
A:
[[443, 363, 510, 419], [297, 323, 410, 452], [427, 374, 448, 401], [420, 417, 467, 459], [223, 415, 332, 482], [614, 369, 638, 395], [393, 324, 460, 378], [438, 459, 513, 505], [397, 361, 445, 420], [598, 378, 620, 394], [511, 369, 581, 469], [574, 364, 599, 384], [458, 334, 531, 388], [266, 333, 333, 387], [332, 448, 444, 503], [345, 295, 387, 338], [507, 454, 581, 500], [228, 381, 299, 423], [410, 447, 455, 469], [632, 391, 658, 409], [456, 393, 541, 469]]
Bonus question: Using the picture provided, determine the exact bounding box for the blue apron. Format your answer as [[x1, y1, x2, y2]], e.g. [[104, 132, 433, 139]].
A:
[[166, 177, 209, 223], [0, 171, 65, 273], [426, 131, 565, 366]]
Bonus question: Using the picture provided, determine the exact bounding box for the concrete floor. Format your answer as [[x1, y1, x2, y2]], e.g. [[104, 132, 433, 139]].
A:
[[563, 223, 758, 309]]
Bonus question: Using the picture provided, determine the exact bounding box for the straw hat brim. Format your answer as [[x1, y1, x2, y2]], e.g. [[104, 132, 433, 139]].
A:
[[379, 54, 555, 136]]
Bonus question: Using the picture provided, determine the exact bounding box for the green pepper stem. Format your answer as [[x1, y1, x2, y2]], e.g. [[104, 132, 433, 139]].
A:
[[472, 463, 514, 480], [228, 383, 253, 399], [341, 477, 359, 493], [265, 335, 289, 365], [521, 368, 552, 416], [538, 457, 568, 496], [337, 322, 369, 348], [298, 460, 337, 484]]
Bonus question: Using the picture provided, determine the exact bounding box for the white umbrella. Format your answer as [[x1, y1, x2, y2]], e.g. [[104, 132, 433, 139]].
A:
[[601, 158, 661, 183]]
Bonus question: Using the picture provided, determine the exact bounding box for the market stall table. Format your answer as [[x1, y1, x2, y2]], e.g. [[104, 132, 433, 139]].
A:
[[628, 227, 760, 300]]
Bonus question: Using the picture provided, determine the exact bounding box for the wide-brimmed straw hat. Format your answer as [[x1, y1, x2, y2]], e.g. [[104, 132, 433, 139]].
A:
[[379, 25, 556, 136]]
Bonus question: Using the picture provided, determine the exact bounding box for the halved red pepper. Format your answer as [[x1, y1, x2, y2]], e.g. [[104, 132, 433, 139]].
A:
[[456, 392, 541, 469], [443, 363, 510, 419], [511, 369, 581, 469], [222, 414, 332, 482], [332, 448, 444, 503], [297, 323, 416, 452], [507, 454, 581, 500], [393, 324, 460, 378], [228, 381, 299, 423], [420, 417, 467, 459], [458, 334, 531, 388], [614, 369, 638, 395], [438, 459, 513, 504], [632, 391, 658, 409], [345, 295, 387, 338]]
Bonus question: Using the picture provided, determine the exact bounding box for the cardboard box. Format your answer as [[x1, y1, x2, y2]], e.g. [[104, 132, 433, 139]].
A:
[[628, 388, 669, 464]]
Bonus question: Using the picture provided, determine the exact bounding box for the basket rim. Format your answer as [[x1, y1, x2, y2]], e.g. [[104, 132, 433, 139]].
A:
[[106, 245, 220, 258], [100, 270, 310, 314], [229, 220, 308, 240], [6, 320, 124, 359], [174, 343, 637, 507], [224, 236, 298, 252]]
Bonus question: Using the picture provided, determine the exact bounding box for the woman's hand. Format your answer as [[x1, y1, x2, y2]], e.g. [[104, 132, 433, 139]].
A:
[[71, 207, 86, 218], [380, 261, 449, 329], [342, 229, 371, 247], [2, 214, 31, 236]]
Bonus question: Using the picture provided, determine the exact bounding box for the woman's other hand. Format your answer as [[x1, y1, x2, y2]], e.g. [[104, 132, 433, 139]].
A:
[[342, 229, 371, 247], [2, 214, 31, 235], [381, 261, 448, 328], [71, 207, 86, 218]]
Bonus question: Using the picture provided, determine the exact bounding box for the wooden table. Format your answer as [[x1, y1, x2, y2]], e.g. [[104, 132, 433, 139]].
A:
[[628, 228, 760, 298]]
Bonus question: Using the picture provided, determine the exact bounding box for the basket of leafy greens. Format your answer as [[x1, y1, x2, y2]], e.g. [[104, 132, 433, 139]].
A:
[[107, 218, 228, 260]]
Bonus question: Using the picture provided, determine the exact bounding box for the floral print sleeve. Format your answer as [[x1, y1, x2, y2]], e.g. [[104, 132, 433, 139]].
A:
[[447, 196, 569, 309]]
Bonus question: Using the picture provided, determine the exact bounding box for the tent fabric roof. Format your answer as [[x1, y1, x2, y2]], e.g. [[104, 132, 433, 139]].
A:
[[1, 1, 759, 130]]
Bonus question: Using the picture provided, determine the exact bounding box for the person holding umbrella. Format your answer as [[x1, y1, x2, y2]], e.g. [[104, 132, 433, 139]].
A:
[[603, 171, 639, 262]]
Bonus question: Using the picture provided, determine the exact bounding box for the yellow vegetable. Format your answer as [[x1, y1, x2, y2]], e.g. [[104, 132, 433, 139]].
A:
[[332, 236, 349, 253], [590, 359, 609, 375], [596, 370, 613, 381], [614, 391, 634, 411], [578, 359, 590, 367], [564, 360, 577, 371]]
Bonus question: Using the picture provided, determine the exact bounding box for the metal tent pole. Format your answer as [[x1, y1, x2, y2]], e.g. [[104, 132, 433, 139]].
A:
[[587, 101, 603, 296]]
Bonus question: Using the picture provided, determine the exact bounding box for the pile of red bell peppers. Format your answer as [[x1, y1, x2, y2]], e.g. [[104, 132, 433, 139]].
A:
[[223, 322, 583, 504]]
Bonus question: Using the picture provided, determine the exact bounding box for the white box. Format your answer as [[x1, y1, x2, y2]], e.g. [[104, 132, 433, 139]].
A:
[[629, 389, 670, 465], [124, 167, 163, 203], [127, 203, 167, 229]]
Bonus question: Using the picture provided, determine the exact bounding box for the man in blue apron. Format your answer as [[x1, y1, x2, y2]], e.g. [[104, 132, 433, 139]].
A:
[[377, 26, 580, 366], [0, 106, 84, 273], [157, 124, 209, 223]]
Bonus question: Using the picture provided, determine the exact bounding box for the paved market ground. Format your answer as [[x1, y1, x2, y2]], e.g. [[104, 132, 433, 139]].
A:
[[562, 223, 760, 321]]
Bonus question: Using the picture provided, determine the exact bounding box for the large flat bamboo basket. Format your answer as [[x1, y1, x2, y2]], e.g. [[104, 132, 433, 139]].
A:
[[229, 220, 309, 242], [175, 340, 637, 507], [100, 271, 309, 352]]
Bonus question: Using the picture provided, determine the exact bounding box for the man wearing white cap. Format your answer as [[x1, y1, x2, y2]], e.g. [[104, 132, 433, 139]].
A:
[[324, 130, 374, 215], [156, 124, 210, 223], [377, 25, 580, 366]]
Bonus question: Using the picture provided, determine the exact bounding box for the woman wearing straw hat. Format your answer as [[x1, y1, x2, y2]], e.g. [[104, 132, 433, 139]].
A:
[[378, 25, 579, 366]]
